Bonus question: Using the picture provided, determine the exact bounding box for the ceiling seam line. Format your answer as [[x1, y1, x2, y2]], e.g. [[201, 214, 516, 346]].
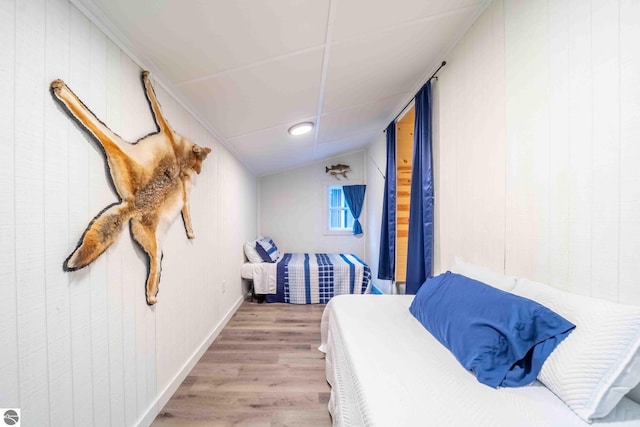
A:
[[331, 2, 482, 47], [178, 4, 482, 87], [174, 44, 326, 86], [227, 92, 411, 141], [313, 0, 339, 160]]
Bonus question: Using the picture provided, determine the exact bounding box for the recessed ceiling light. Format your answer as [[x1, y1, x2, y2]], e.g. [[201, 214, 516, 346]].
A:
[[288, 122, 314, 136]]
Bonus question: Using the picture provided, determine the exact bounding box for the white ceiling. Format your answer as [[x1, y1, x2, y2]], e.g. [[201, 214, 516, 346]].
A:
[[76, 0, 488, 176]]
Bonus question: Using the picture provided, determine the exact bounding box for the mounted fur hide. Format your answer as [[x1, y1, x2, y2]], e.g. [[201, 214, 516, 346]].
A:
[[51, 70, 211, 305]]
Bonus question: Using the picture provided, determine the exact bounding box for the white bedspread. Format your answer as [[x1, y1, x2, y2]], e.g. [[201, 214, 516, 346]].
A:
[[319, 295, 640, 427], [240, 262, 277, 294]]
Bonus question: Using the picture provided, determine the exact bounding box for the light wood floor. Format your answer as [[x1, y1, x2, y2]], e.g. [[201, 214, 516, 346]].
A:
[[152, 301, 331, 426]]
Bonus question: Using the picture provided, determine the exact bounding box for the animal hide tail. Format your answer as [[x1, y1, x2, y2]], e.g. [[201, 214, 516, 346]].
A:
[[63, 202, 132, 271]]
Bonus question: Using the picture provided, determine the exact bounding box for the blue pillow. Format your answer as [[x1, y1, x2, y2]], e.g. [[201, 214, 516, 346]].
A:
[[409, 272, 575, 388], [255, 237, 279, 263]]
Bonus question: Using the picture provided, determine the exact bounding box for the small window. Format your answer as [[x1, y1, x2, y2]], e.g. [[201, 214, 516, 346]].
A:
[[326, 185, 354, 233]]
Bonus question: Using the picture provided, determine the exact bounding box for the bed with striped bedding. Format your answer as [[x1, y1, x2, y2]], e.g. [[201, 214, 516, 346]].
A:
[[265, 253, 371, 304]]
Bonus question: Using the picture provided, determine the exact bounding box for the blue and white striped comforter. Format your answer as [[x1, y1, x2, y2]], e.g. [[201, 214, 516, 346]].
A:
[[266, 253, 371, 304]]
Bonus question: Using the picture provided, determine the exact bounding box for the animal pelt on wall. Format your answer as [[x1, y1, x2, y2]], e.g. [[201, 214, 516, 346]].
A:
[[50, 70, 211, 305]]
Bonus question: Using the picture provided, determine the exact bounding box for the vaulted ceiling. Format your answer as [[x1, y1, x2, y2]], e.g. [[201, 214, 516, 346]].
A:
[[77, 0, 488, 176]]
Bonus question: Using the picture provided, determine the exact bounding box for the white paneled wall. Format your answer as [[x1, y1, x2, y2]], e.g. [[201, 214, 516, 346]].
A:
[[619, 0, 640, 305], [15, 2, 49, 426], [435, 0, 506, 275], [504, 0, 553, 286], [503, 0, 640, 304], [0, 1, 257, 426], [0, 0, 18, 418], [433, 0, 640, 305]]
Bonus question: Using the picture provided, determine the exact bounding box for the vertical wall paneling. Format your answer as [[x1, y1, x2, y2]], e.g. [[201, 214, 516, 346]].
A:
[[4, 1, 257, 424], [88, 23, 111, 427], [210, 138, 220, 324], [488, 1, 506, 269], [567, 0, 593, 295], [435, 0, 506, 274], [533, 0, 551, 283], [144, 293, 157, 424], [464, 21, 479, 261], [192, 123, 206, 332], [134, 264, 148, 425], [503, 0, 525, 276], [44, 0, 74, 424], [188, 120, 213, 344], [206, 135, 221, 329], [547, 0, 571, 291], [154, 92, 185, 410], [215, 144, 257, 312], [591, 0, 620, 301], [434, 42, 454, 273], [504, 0, 551, 281], [105, 39, 126, 427], [618, 0, 640, 304], [177, 106, 191, 376], [217, 148, 232, 322], [14, 1, 49, 426], [119, 54, 143, 426], [0, 0, 18, 411], [130, 54, 150, 420], [68, 6, 94, 426], [501, 0, 640, 303], [162, 96, 190, 406]]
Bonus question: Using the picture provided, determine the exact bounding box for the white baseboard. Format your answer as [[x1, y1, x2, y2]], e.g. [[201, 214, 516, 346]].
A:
[[136, 295, 244, 427]]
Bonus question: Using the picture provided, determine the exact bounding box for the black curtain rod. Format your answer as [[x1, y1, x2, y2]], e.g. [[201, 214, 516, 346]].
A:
[[428, 60, 447, 81], [387, 61, 447, 127]]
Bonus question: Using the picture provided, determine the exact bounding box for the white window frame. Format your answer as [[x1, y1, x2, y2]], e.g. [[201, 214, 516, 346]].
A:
[[323, 184, 355, 236]]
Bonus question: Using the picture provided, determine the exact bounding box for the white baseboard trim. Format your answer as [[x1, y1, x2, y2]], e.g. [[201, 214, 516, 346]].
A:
[[136, 295, 244, 427]]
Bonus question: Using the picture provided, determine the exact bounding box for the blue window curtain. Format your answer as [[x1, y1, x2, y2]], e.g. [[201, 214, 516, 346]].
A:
[[377, 123, 396, 280], [406, 81, 434, 295], [342, 185, 366, 235]]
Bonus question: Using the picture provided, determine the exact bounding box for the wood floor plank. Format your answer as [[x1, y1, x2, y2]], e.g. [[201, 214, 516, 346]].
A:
[[153, 301, 332, 426]]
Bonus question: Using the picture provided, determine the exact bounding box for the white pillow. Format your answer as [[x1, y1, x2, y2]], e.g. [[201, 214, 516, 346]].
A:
[[450, 256, 516, 292], [512, 278, 640, 421], [243, 240, 263, 263]]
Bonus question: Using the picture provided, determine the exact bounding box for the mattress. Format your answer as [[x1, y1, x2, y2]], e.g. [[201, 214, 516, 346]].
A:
[[240, 260, 278, 294], [241, 254, 371, 302], [319, 295, 640, 427], [268, 253, 370, 304]]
